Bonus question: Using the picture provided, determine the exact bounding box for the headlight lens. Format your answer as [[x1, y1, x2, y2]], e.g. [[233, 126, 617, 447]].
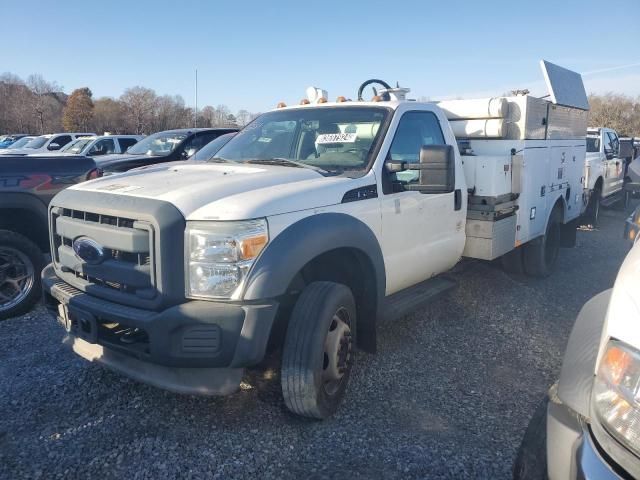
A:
[[593, 340, 640, 456], [185, 219, 268, 299]]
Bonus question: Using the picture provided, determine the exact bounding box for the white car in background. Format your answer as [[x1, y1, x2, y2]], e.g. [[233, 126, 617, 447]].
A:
[[0, 132, 95, 155], [515, 210, 640, 479], [0, 135, 36, 152], [28, 135, 143, 157]]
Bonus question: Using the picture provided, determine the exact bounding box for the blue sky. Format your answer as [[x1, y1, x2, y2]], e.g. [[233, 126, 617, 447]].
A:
[[3, 0, 639, 112]]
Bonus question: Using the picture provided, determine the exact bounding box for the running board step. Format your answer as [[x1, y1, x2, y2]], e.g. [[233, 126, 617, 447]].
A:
[[380, 276, 457, 322], [600, 191, 622, 207]]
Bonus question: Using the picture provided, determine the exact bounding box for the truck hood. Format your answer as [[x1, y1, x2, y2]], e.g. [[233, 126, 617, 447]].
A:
[[598, 240, 640, 365], [71, 162, 361, 220]]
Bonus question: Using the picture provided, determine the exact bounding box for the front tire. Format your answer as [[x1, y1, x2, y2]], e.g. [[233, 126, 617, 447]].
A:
[[281, 282, 356, 419], [513, 396, 549, 480], [584, 187, 601, 226], [0, 230, 45, 320], [523, 208, 561, 278], [616, 189, 630, 211]]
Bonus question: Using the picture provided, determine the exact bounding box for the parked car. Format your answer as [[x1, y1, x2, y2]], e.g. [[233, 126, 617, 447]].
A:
[[190, 132, 237, 161], [0, 155, 101, 319], [125, 132, 238, 174], [583, 127, 629, 225], [0, 135, 36, 152], [0, 134, 30, 149], [96, 128, 237, 173], [514, 211, 640, 479], [28, 135, 143, 157], [0, 133, 95, 156]]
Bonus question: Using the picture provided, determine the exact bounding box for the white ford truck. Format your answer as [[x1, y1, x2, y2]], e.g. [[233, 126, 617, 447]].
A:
[[584, 127, 629, 224], [43, 61, 589, 419]]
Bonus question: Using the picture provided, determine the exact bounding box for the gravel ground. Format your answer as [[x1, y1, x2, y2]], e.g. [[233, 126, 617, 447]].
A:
[[0, 203, 635, 480]]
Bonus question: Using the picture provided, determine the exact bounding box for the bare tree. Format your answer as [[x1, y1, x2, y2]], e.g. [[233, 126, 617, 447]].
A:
[[120, 86, 157, 134], [27, 74, 63, 134]]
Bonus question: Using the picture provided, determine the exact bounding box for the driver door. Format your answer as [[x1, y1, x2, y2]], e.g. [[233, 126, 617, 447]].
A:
[[379, 110, 465, 295]]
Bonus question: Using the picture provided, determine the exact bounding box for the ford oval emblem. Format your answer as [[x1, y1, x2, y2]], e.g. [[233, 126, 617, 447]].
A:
[[72, 237, 105, 265]]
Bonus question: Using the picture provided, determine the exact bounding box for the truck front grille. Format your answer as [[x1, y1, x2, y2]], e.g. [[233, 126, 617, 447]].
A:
[[51, 206, 156, 302]]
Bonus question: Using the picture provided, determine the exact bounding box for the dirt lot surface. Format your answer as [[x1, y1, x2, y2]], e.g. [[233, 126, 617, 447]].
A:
[[1, 203, 635, 479]]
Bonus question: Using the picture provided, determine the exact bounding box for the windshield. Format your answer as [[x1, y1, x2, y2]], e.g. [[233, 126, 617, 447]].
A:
[[587, 136, 600, 153], [62, 138, 94, 153], [7, 137, 34, 149], [126, 132, 187, 156], [215, 106, 390, 174], [23, 137, 49, 149], [192, 133, 236, 161]]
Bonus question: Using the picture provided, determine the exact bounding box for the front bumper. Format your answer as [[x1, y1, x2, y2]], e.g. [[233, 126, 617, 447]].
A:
[[42, 263, 278, 395], [546, 399, 627, 480]]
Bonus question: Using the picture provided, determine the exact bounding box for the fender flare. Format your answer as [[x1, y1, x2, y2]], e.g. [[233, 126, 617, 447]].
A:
[[242, 212, 386, 307]]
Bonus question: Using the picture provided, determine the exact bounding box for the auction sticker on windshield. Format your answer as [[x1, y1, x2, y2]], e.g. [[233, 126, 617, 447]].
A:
[[316, 133, 357, 144]]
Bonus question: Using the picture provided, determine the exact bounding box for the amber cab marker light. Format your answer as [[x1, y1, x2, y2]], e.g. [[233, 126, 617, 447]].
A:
[[300, 99, 310, 105], [336, 96, 347, 103], [317, 97, 328, 104], [276, 102, 287, 108]]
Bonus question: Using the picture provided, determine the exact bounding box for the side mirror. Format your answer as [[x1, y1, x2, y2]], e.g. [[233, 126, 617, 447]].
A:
[[48, 143, 61, 151], [386, 145, 455, 194], [186, 148, 197, 158], [605, 150, 614, 160]]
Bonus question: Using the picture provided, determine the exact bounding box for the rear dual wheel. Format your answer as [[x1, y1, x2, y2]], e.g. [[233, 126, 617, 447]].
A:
[[501, 208, 562, 278], [281, 282, 356, 419]]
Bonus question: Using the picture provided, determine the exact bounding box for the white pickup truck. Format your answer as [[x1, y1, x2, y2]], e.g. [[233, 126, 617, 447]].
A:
[[42, 61, 589, 419], [584, 127, 629, 224]]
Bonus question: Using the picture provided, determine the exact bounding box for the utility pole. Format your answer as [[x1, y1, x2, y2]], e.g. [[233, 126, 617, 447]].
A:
[[194, 68, 198, 128]]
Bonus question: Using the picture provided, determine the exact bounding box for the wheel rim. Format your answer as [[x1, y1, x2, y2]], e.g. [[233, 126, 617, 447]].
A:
[[322, 307, 353, 396], [544, 221, 560, 268], [0, 247, 35, 312]]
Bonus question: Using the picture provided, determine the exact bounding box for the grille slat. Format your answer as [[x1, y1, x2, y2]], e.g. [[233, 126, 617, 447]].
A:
[[52, 207, 154, 301]]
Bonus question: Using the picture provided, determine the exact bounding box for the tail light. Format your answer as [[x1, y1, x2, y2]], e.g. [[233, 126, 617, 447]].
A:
[[86, 168, 103, 180]]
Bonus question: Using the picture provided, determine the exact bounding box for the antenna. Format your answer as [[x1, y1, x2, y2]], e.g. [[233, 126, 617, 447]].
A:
[[194, 68, 198, 128]]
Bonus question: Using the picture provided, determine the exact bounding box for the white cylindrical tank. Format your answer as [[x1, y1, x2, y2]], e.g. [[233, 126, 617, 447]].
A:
[[450, 119, 504, 138], [437, 97, 508, 120]]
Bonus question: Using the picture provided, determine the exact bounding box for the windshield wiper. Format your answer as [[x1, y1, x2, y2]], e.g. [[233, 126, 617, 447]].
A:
[[246, 158, 328, 174]]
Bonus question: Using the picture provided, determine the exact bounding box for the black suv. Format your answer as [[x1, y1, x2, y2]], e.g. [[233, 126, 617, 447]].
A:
[[0, 155, 100, 319], [96, 128, 238, 173]]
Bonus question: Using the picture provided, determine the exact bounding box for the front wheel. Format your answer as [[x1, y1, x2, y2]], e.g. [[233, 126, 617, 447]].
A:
[[584, 188, 601, 226], [616, 189, 630, 211], [0, 230, 45, 320], [281, 282, 356, 419]]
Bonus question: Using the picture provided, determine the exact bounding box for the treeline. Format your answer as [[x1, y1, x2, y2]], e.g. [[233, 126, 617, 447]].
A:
[[588, 93, 640, 137], [0, 72, 260, 135]]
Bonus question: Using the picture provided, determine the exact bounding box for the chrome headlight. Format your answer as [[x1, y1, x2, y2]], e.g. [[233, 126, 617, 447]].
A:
[[593, 340, 640, 456], [185, 219, 268, 299]]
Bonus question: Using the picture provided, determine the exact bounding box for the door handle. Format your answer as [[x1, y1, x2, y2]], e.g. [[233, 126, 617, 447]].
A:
[[454, 189, 462, 211]]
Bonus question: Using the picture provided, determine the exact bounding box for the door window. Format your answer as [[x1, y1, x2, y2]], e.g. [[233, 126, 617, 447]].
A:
[[607, 132, 619, 156], [387, 111, 445, 184], [89, 138, 116, 156], [118, 138, 138, 152], [50, 135, 72, 149], [603, 133, 614, 156]]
